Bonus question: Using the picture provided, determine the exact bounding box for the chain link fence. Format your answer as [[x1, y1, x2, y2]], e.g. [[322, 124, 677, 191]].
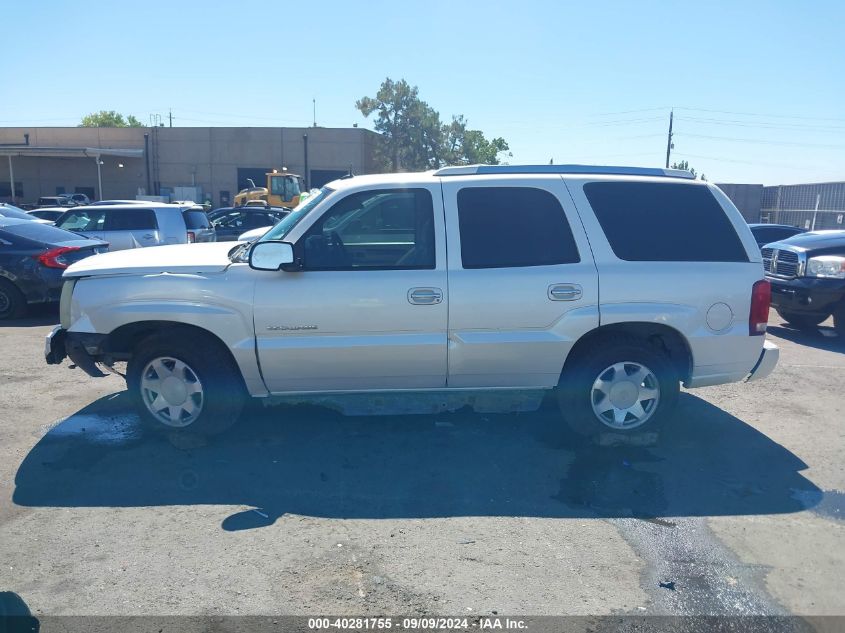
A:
[[761, 208, 845, 230]]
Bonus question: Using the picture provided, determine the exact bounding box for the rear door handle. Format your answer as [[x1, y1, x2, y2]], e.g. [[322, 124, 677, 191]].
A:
[[408, 287, 443, 305], [548, 283, 583, 301], [143, 234, 155, 240]]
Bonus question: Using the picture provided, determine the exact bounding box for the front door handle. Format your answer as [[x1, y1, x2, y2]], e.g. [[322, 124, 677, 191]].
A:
[[408, 287, 443, 305], [548, 283, 583, 301], [143, 234, 155, 240]]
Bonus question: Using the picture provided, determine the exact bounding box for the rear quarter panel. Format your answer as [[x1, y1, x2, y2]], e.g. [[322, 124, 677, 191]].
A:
[[563, 176, 766, 387]]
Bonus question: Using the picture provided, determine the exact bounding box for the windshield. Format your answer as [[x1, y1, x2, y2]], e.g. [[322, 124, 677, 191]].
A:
[[259, 187, 332, 242], [228, 188, 332, 263]]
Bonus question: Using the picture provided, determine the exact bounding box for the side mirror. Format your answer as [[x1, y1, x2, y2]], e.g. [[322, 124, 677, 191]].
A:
[[249, 241, 295, 271]]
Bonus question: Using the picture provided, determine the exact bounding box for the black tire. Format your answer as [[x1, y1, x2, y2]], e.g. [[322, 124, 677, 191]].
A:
[[557, 335, 679, 440], [776, 309, 828, 330], [126, 331, 246, 435], [0, 278, 27, 320]]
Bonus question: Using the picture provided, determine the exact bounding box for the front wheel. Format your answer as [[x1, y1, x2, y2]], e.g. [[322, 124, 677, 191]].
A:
[[127, 333, 246, 435], [557, 336, 679, 440]]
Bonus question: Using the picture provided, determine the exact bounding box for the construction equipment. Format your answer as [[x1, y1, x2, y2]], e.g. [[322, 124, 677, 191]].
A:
[[234, 170, 305, 209]]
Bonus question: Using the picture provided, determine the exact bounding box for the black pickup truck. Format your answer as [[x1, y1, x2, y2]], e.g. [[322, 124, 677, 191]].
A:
[[763, 230, 845, 334]]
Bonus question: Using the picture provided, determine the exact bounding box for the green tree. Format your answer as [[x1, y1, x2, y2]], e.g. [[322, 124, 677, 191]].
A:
[[671, 159, 706, 180], [79, 110, 144, 128], [357, 78, 509, 171], [441, 115, 510, 166]]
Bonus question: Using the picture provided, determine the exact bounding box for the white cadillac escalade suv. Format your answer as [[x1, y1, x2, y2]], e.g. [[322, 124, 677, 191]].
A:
[[45, 165, 779, 438]]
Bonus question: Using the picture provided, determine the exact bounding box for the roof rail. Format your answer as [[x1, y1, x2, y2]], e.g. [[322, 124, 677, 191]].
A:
[[432, 164, 696, 179]]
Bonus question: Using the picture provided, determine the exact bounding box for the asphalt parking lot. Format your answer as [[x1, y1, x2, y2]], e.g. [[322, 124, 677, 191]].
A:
[[0, 308, 843, 624]]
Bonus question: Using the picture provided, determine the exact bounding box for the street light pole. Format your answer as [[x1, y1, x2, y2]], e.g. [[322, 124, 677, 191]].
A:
[[7, 155, 15, 204], [665, 109, 674, 169], [95, 155, 103, 201]]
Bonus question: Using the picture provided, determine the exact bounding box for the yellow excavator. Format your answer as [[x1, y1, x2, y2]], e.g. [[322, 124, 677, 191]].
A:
[[234, 169, 306, 209]]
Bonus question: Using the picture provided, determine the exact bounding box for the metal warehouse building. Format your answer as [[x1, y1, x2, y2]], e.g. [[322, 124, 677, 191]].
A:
[[719, 181, 845, 230], [0, 126, 381, 207]]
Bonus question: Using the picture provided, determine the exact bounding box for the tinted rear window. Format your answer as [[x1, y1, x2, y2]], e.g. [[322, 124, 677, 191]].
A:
[[182, 209, 210, 229], [0, 221, 83, 244], [105, 208, 158, 231], [583, 182, 748, 262], [457, 187, 580, 268]]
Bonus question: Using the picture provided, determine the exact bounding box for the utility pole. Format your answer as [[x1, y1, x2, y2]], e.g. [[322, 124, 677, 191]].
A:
[[169, 109, 172, 127], [665, 109, 674, 168], [312, 99, 316, 127]]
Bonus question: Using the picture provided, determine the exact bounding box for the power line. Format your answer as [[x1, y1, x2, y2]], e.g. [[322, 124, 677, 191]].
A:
[[675, 106, 845, 123], [678, 132, 845, 149], [673, 151, 844, 173], [677, 115, 845, 133]]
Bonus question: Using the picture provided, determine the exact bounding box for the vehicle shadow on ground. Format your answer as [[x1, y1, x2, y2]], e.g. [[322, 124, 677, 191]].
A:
[[13, 391, 821, 531], [768, 323, 844, 354], [0, 304, 58, 328], [0, 591, 40, 632]]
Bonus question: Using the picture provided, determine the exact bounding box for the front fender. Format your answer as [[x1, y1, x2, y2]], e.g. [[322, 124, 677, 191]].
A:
[[67, 272, 267, 396]]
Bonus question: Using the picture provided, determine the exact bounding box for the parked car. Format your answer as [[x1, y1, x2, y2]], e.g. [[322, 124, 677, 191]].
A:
[[27, 209, 66, 223], [0, 217, 108, 319], [37, 196, 78, 208], [54, 204, 215, 251], [63, 193, 91, 205], [238, 225, 273, 242], [748, 223, 805, 249], [763, 229, 845, 333], [211, 207, 288, 241], [46, 165, 778, 438], [1, 203, 52, 224]]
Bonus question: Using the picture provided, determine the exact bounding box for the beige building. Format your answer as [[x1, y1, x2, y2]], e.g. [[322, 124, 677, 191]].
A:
[[0, 126, 381, 206]]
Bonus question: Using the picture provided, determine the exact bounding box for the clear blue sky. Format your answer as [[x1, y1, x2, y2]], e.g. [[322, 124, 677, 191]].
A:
[[3, 0, 843, 185]]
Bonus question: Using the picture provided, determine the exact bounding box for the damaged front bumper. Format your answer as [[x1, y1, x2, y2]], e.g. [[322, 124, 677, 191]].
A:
[[45, 325, 107, 377]]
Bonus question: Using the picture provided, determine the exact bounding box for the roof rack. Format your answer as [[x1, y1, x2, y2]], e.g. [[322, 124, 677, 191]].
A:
[[432, 164, 696, 179]]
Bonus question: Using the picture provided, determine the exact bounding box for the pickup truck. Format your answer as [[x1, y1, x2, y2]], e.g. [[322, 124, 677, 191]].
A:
[[763, 230, 845, 332]]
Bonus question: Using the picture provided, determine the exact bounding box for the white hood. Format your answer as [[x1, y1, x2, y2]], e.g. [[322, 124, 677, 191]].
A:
[[64, 242, 237, 278]]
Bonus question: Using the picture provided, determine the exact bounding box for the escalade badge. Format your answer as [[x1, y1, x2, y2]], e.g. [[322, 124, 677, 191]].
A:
[[267, 325, 318, 331]]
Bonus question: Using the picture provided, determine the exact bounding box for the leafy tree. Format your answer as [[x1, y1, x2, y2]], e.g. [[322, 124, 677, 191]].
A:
[[79, 111, 144, 128], [441, 115, 510, 166], [671, 160, 706, 181], [357, 78, 509, 171]]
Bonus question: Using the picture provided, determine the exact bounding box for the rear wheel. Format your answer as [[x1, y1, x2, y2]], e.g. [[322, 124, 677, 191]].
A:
[[127, 332, 246, 435], [557, 336, 679, 440], [776, 309, 828, 330], [0, 279, 26, 320]]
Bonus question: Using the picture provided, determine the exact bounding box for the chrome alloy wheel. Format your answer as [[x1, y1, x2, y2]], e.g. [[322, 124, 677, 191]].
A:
[[140, 357, 204, 428], [590, 361, 660, 430]]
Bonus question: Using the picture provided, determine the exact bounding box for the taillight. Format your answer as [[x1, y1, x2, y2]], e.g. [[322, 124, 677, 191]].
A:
[[749, 279, 771, 336], [187, 231, 196, 243], [34, 246, 81, 269]]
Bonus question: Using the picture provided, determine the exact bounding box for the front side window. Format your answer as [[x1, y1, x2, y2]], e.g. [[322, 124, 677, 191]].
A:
[[584, 182, 749, 262], [457, 187, 580, 269], [300, 188, 435, 270]]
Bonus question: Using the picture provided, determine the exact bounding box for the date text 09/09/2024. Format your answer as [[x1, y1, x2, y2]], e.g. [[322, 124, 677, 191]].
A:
[[307, 617, 528, 630]]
